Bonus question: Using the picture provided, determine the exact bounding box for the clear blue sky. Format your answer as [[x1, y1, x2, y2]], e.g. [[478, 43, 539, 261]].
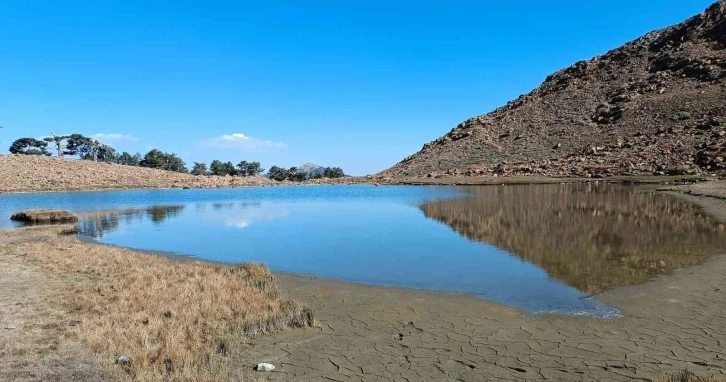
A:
[[0, 1, 715, 175]]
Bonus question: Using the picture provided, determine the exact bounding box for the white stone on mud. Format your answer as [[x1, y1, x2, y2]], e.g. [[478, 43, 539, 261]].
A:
[[256, 363, 276, 372], [5, 323, 17, 330]]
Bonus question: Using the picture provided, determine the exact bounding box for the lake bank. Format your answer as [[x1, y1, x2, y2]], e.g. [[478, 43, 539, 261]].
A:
[[3, 154, 723, 194], [2, 185, 726, 381], [239, 189, 726, 381]]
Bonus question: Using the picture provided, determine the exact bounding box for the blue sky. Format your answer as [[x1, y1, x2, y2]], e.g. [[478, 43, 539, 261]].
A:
[[0, 0, 715, 175]]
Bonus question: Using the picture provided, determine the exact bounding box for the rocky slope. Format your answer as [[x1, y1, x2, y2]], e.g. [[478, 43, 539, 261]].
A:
[[385, 1, 726, 179], [0, 155, 275, 192]]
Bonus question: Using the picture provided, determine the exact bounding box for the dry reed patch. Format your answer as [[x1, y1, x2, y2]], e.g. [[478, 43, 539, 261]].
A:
[[0, 226, 315, 381], [658, 369, 725, 382], [10, 209, 79, 224]]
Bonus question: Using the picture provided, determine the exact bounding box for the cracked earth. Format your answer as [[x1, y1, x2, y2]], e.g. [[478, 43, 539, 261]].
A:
[[242, 255, 726, 381], [238, 193, 726, 381]]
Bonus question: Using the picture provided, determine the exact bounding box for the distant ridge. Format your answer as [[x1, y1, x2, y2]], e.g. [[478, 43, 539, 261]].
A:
[[384, 1, 726, 178]]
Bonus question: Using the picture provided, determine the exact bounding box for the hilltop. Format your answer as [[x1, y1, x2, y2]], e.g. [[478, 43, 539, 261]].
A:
[[0, 155, 275, 192], [384, 1, 726, 179]]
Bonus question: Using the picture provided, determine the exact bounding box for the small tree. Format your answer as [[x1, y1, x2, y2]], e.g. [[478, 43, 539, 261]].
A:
[[166, 153, 187, 173], [288, 167, 305, 182], [210, 160, 226, 176], [43, 134, 69, 157], [191, 162, 209, 175], [237, 161, 249, 176], [132, 152, 143, 165], [246, 161, 265, 176], [237, 160, 265, 176], [65, 134, 102, 161], [96, 144, 117, 163], [268, 165, 289, 181], [116, 151, 141, 166], [9, 138, 51, 156], [140, 149, 187, 173], [223, 161, 237, 176], [323, 167, 345, 178], [140, 149, 166, 169]]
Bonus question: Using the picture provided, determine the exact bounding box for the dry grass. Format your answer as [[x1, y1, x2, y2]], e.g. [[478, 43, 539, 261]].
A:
[[0, 155, 276, 192], [658, 369, 725, 382], [10, 209, 79, 224], [0, 226, 316, 381]]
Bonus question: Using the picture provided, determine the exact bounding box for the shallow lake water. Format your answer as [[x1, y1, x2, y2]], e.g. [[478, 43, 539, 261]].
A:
[[2, 184, 724, 318]]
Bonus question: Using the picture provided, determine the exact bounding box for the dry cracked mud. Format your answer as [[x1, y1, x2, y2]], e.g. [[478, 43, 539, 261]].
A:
[[239, 193, 726, 381], [241, 258, 726, 381]]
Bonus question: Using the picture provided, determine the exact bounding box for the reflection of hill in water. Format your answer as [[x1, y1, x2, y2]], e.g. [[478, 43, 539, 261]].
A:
[[78, 205, 185, 238], [421, 185, 726, 294]]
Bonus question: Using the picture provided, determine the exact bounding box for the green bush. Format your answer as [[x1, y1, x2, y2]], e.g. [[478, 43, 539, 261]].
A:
[[669, 112, 691, 121]]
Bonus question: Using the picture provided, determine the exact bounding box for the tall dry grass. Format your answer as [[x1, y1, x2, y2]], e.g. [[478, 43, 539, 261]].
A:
[[1, 226, 315, 381]]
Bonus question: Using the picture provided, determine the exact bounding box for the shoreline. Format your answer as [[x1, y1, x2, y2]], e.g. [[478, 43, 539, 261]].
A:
[[3, 185, 726, 380], [0, 174, 717, 195]]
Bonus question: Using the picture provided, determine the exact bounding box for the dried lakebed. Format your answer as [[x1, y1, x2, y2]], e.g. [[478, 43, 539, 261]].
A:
[[2, 184, 726, 380]]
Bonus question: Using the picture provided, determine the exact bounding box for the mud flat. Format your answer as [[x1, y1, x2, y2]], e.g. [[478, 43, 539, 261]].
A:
[[237, 191, 726, 381]]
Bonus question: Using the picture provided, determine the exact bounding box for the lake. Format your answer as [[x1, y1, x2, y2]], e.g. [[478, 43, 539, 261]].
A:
[[2, 184, 724, 318]]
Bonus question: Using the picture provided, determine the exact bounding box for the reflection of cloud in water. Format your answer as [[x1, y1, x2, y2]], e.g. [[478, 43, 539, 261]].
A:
[[203, 203, 290, 229]]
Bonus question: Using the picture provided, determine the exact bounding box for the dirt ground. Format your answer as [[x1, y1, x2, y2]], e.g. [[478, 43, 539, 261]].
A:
[[0, 259, 113, 381]]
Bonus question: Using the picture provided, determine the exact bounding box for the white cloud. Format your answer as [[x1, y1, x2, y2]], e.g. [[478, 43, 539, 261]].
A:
[[201, 133, 287, 150], [93, 133, 139, 143]]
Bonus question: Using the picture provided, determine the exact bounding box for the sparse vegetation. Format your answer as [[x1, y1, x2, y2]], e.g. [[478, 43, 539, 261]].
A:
[[10, 209, 79, 224], [669, 111, 692, 121], [267, 164, 345, 182], [0, 155, 276, 192], [0, 226, 316, 381]]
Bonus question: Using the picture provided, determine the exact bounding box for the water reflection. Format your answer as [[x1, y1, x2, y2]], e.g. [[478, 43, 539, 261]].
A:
[[77, 202, 289, 238], [78, 205, 185, 238], [421, 184, 726, 294]]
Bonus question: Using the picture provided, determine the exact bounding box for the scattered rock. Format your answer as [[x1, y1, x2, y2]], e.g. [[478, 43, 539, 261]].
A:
[[5, 323, 17, 330], [256, 363, 276, 372]]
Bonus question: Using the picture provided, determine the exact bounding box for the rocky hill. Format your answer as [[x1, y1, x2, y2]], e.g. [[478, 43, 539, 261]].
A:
[[385, 1, 726, 179], [0, 155, 275, 192]]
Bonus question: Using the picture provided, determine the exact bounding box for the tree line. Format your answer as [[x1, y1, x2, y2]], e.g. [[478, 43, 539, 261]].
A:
[[8, 134, 345, 180]]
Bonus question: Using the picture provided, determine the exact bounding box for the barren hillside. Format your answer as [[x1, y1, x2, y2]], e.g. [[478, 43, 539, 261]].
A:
[[385, 1, 726, 179], [0, 155, 275, 192]]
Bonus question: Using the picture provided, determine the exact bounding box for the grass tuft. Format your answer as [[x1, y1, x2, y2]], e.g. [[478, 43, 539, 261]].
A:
[[10, 209, 79, 224], [658, 368, 724, 382]]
